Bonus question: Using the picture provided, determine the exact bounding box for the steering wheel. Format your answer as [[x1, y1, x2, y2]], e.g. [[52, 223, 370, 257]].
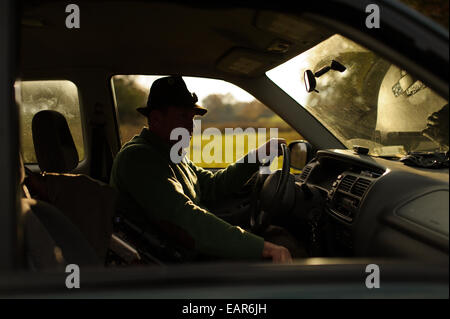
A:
[[249, 143, 293, 235]]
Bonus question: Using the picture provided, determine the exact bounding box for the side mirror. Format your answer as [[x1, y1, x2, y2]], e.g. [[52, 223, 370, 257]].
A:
[[288, 140, 314, 170]]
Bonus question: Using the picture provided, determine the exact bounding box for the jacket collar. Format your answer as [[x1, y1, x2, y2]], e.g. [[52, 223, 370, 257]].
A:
[[138, 127, 191, 164], [139, 127, 172, 153]]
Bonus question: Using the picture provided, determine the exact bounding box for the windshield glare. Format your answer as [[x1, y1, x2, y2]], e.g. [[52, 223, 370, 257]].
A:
[[267, 34, 449, 157]]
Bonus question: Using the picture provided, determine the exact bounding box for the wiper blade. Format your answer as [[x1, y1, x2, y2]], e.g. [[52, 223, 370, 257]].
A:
[[399, 151, 449, 169], [373, 154, 401, 160]]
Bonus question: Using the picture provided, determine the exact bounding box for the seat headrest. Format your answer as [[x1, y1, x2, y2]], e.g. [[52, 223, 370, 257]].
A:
[[32, 110, 79, 173]]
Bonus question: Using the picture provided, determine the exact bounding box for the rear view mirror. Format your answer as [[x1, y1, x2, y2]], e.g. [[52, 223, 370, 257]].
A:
[[304, 70, 317, 93], [288, 140, 314, 170], [304, 59, 346, 94]]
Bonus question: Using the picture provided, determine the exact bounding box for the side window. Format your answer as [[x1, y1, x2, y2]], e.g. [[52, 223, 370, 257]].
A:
[[18, 80, 85, 163], [112, 75, 303, 169]]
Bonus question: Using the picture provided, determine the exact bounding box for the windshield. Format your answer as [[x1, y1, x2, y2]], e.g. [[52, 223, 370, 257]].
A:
[[267, 34, 449, 157]]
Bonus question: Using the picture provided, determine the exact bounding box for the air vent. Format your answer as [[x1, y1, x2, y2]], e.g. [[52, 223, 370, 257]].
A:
[[338, 175, 357, 192], [299, 165, 313, 182], [351, 178, 372, 197]]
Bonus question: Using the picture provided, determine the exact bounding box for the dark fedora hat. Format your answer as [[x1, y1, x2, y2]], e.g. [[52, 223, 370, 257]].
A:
[[136, 76, 207, 117]]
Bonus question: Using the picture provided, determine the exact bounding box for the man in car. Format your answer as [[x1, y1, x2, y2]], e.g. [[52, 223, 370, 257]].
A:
[[110, 76, 294, 263]]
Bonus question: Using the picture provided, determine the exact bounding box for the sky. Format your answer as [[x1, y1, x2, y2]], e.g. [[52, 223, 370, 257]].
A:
[[136, 75, 256, 104]]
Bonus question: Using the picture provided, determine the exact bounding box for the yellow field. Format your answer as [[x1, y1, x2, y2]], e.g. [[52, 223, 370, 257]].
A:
[[120, 123, 304, 171]]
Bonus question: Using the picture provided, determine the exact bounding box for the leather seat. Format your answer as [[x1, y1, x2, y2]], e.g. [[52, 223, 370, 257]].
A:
[[19, 154, 101, 269], [21, 198, 102, 269], [29, 110, 117, 263]]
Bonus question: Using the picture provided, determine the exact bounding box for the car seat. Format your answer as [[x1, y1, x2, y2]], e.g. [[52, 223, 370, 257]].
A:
[[30, 110, 119, 263], [30, 109, 195, 265], [19, 153, 101, 269]]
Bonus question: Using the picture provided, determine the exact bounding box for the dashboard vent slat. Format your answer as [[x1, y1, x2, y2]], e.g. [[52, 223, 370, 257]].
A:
[[338, 175, 357, 192], [351, 178, 372, 197], [299, 165, 312, 182]]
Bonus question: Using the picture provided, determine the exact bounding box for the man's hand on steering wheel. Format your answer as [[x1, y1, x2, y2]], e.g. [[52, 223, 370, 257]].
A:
[[255, 138, 287, 165]]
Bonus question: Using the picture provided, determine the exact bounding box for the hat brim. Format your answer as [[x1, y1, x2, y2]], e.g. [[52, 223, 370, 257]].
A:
[[193, 104, 208, 116], [137, 105, 207, 117]]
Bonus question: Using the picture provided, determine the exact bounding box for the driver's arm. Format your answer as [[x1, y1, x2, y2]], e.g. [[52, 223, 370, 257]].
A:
[[186, 156, 259, 203], [188, 138, 287, 202]]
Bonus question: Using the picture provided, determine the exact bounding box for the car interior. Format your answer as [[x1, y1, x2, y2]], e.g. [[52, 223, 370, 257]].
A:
[[7, 0, 448, 296]]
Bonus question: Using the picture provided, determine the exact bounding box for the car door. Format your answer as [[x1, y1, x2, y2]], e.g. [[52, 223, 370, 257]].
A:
[[0, 0, 448, 300], [0, 0, 21, 272]]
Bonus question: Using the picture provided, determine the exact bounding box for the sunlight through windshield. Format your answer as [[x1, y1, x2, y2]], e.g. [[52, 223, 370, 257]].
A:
[[267, 34, 449, 157]]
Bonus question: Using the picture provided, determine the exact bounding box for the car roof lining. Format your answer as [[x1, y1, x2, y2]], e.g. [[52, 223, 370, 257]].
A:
[[20, 1, 333, 78]]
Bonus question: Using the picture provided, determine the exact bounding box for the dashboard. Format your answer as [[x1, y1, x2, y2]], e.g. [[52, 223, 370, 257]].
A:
[[295, 149, 449, 262]]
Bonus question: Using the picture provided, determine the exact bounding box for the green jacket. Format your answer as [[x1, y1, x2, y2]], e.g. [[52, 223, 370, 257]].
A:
[[110, 128, 264, 259]]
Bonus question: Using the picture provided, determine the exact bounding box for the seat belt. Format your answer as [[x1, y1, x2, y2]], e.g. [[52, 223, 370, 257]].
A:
[[90, 103, 114, 183]]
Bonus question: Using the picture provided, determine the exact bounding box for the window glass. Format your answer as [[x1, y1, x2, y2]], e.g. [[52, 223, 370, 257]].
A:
[[267, 34, 448, 157], [18, 80, 85, 163], [112, 75, 303, 169]]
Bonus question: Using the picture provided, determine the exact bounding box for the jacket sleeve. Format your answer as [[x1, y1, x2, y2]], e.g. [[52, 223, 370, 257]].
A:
[[187, 153, 260, 203], [114, 144, 264, 259]]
